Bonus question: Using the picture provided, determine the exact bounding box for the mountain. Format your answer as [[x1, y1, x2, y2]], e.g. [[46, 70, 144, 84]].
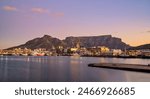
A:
[[128, 44, 150, 50], [63, 35, 130, 49], [7, 35, 130, 50], [8, 35, 65, 50]]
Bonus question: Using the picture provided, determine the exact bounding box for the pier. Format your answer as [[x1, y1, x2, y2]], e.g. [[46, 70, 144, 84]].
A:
[[88, 63, 150, 73]]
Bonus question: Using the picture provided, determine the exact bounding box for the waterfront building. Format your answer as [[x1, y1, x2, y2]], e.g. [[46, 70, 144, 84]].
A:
[[112, 49, 122, 56], [97, 46, 110, 55], [70, 48, 78, 52], [97, 46, 110, 53], [140, 50, 150, 56], [127, 50, 141, 56]]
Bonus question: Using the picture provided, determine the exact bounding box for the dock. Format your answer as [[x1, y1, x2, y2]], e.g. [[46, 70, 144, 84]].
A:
[[88, 63, 150, 73]]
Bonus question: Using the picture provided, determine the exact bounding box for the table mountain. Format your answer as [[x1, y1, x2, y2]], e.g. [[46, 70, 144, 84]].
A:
[[7, 35, 130, 50], [63, 35, 130, 49]]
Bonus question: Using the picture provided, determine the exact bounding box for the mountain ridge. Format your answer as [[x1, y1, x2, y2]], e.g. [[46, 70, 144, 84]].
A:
[[7, 34, 131, 50], [128, 44, 150, 50]]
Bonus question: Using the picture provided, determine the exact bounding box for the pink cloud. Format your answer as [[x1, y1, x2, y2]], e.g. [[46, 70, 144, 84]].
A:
[[49, 12, 64, 18], [31, 7, 48, 14], [2, 5, 17, 11]]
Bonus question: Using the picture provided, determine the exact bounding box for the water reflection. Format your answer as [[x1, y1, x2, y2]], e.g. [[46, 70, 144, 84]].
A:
[[4, 56, 8, 81], [0, 56, 150, 82], [70, 57, 80, 81]]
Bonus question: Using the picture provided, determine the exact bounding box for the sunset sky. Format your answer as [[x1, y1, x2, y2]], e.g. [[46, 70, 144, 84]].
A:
[[0, 0, 150, 49]]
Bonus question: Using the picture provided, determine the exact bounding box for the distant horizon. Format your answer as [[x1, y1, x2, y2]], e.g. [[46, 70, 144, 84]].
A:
[[0, 0, 150, 49]]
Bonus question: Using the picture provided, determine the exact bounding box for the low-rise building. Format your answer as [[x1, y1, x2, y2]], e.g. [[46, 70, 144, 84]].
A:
[[98, 46, 110, 53], [140, 50, 150, 56], [111, 49, 122, 56], [70, 48, 78, 52], [127, 50, 141, 56]]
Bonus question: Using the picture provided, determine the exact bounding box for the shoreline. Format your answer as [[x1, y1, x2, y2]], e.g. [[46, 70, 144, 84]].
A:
[[0, 54, 150, 59]]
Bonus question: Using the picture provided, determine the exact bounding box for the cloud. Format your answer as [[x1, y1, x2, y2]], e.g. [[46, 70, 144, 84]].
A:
[[31, 7, 64, 18], [147, 31, 150, 33], [49, 12, 64, 18], [2, 5, 17, 11], [31, 7, 48, 14]]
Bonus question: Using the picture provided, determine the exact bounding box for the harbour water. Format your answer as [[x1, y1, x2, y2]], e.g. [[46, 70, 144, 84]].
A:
[[0, 56, 150, 82]]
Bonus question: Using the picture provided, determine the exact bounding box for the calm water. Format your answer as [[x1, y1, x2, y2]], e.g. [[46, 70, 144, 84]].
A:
[[0, 56, 150, 82]]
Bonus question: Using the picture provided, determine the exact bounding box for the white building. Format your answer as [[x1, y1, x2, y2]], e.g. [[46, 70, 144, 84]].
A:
[[112, 49, 122, 56]]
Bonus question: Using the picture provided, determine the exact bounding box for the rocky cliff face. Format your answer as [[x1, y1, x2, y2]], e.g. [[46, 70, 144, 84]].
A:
[[7, 35, 130, 50], [63, 35, 130, 49]]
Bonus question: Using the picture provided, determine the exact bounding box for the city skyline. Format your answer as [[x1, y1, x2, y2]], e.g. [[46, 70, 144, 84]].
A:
[[0, 0, 150, 49]]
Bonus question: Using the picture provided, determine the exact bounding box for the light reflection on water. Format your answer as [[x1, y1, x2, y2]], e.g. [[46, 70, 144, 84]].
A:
[[0, 56, 150, 82]]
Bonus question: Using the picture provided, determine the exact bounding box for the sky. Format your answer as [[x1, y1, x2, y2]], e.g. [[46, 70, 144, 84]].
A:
[[0, 0, 150, 49]]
